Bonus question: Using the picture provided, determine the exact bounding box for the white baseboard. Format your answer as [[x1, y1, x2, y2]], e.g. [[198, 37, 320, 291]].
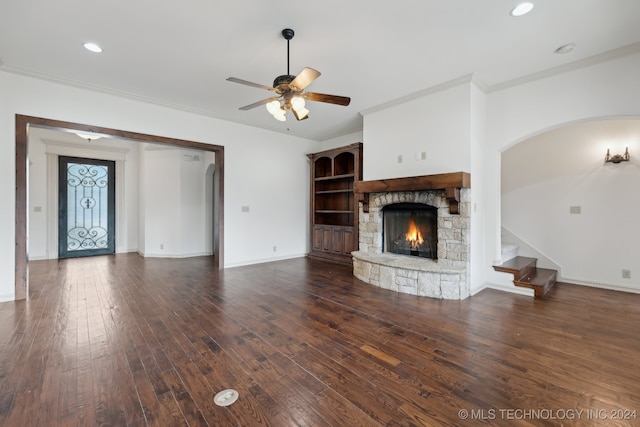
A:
[[117, 248, 139, 254], [559, 276, 640, 294], [0, 293, 15, 302], [470, 282, 487, 296], [140, 251, 213, 259], [477, 278, 639, 297], [224, 253, 306, 269]]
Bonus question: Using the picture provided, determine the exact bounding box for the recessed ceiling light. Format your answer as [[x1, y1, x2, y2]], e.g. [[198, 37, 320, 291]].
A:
[[511, 2, 534, 17], [554, 43, 575, 54], [83, 42, 102, 53]]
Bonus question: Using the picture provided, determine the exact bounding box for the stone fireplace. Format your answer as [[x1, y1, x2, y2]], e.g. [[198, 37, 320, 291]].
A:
[[352, 172, 471, 300]]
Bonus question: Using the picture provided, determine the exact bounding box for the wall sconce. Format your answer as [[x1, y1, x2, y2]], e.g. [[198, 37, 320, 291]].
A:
[[604, 147, 629, 164]]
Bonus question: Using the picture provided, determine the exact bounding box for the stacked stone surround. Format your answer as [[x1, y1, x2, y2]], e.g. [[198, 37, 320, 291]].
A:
[[352, 188, 471, 300]]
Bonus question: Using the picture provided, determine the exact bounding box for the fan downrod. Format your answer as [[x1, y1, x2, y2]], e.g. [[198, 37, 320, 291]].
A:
[[275, 28, 296, 88]]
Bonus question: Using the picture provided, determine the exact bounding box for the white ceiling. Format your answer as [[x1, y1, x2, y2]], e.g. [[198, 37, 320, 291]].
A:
[[2, 0, 640, 141]]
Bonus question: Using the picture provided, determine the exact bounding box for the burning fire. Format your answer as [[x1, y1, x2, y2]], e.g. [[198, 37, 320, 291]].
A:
[[405, 218, 424, 250]]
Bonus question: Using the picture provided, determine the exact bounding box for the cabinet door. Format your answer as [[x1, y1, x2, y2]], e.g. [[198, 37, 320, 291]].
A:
[[331, 228, 344, 253], [342, 228, 354, 254], [312, 227, 323, 251], [322, 228, 332, 252]]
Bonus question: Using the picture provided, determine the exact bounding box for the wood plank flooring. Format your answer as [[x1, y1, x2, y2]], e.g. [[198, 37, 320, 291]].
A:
[[1, 254, 639, 426]]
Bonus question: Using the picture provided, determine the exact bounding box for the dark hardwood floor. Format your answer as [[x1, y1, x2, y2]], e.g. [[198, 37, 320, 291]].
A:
[[1, 254, 639, 426]]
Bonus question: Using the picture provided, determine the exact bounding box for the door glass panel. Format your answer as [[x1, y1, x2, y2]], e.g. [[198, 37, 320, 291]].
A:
[[59, 157, 115, 258]]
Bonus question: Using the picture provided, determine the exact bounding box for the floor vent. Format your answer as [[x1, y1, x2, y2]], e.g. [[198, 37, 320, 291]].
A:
[[214, 389, 239, 407]]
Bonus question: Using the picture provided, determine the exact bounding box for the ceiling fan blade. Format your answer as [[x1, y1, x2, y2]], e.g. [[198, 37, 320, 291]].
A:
[[304, 92, 351, 106], [290, 68, 321, 91], [239, 98, 276, 111], [227, 77, 274, 91]]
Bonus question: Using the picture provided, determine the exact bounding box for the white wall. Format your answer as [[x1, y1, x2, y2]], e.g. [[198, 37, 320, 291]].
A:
[[180, 149, 207, 256], [362, 81, 472, 181], [140, 147, 183, 257], [0, 71, 314, 301], [139, 145, 212, 258], [485, 51, 640, 293], [223, 136, 310, 267], [311, 130, 364, 153], [137, 143, 147, 256], [469, 83, 487, 294], [27, 133, 51, 258], [502, 119, 640, 292]]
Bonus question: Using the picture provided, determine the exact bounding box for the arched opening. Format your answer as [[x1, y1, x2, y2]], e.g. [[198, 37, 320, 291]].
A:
[[500, 117, 639, 292]]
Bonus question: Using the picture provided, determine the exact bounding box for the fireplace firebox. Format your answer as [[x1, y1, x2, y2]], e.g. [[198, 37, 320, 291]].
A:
[[383, 203, 437, 259]]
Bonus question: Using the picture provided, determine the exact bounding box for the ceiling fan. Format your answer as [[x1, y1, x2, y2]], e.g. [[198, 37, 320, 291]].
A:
[[226, 28, 351, 121]]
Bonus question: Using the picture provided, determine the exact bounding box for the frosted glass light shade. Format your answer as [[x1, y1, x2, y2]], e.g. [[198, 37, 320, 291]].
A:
[[266, 100, 281, 115], [291, 96, 306, 111]]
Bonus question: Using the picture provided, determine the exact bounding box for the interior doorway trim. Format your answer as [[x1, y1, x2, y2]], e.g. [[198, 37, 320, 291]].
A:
[[15, 114, 225, 300]]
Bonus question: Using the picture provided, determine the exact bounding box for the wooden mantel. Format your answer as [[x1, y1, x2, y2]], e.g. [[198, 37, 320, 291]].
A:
[[354, 172, 471, 214]]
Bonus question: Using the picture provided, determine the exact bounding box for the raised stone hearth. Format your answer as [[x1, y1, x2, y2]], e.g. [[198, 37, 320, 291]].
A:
[[353, 251, 468, 299], [352, 173, 471, 300]]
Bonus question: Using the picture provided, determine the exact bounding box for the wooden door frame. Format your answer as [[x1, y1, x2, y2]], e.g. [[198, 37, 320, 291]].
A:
[[15, 115, 225, 300]]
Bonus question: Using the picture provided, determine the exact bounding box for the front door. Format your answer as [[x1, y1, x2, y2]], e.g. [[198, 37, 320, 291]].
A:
[[58, 156, 115, 258]]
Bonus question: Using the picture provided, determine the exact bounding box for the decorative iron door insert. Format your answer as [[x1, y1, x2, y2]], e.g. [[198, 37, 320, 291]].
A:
[[58, 156, 115, 258]]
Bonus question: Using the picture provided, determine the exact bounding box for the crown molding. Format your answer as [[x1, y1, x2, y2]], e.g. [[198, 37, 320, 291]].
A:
[[487, 42, 640, 93], [360, 74, 478, 117], [0, 63, 233, 119]]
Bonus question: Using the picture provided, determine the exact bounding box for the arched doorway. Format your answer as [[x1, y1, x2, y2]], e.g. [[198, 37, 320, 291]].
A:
[[500, 117, 639, 292]]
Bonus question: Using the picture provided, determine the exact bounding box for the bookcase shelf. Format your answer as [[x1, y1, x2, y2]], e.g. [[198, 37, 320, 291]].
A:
[[307, 143, 362, 265]]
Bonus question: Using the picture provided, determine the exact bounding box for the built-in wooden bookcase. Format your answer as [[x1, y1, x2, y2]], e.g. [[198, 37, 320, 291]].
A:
[[307, 142, 363, 264]]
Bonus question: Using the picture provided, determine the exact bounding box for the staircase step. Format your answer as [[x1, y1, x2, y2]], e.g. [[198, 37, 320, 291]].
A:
[[515, 268, 557, 298], [493, 256, 537, 280], [493, 256, 556, 298], [501, 243, 519, 262]]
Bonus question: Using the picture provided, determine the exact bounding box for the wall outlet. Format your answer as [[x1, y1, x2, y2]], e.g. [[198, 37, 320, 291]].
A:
[[160, 243, 164, 250], [397, 155, 403, 163], [569, 206, 581, 214], [622, 269, 631, 279], [420, 151, 427, 160], [273, 245, 277, 252]]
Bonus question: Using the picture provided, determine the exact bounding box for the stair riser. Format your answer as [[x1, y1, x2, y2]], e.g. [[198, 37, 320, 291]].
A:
[[515, 273, 556, 298], [518, 265, 537, 281]]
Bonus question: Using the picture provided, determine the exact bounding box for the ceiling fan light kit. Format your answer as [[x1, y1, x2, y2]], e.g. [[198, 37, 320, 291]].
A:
[[227, 28, 350, 122]]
